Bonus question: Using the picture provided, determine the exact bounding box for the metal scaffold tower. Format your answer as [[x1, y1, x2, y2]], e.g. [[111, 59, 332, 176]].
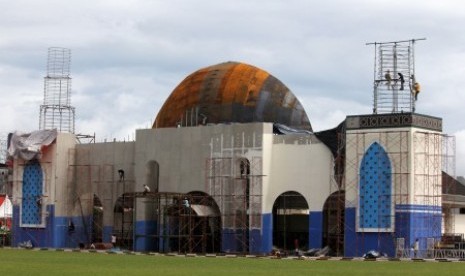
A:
[[325, 125, 346, 256], [412, 132, 443, 244], [39, 47, 75, 133], [0, 134, 7, 164], [206, 156, 264, 253], [441, 135, 456, 235], [134, 192, 221, 253], [66, 148, 103, 247], [345, 130, 410, 256], [367, 39, 425, 114]]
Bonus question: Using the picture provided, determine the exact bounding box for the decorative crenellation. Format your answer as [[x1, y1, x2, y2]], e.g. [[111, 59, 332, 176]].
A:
[[345, 113, 442, 132]]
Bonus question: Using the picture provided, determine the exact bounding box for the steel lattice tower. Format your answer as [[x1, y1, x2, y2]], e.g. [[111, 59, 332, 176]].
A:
[[39, 47, 75, 133], [367, 38, 425, 114]]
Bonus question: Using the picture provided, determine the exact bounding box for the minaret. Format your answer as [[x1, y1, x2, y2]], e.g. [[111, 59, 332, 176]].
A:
[[367, 39, 425, 114], [39, 47, 75, 133], [343, 39, 448, 257]]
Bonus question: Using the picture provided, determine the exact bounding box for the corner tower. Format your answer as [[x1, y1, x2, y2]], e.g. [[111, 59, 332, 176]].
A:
[[343, 39, 454, 257], [344, 113, 444, 256]]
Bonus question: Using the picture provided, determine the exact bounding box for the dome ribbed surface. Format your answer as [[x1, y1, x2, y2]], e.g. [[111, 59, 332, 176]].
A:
[[154, 61, 311, 131]]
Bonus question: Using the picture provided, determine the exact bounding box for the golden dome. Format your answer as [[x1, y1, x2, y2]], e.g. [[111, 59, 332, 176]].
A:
[[154, 61, 311, 131]]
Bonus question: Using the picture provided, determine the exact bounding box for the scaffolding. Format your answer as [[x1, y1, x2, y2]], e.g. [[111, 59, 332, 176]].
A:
[[67, 147, 138, 249], [67, 148, 97, 247], [39, 47, 75, 133], [0, 133, 7, 164], [367, 39, 425, 114], [206, 156, 263, 253], [324, 125, 346, 256], [133, 192, 221, 253], [344, 126, 457, 257], [441, 135, 456, 236], [412, 131, 443, 243], [345, 128, 410, 255], [0, 133, 10, 196], [345, 130, 411, 256]]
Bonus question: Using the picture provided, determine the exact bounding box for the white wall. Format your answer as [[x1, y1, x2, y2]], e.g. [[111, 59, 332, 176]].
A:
[[264, 135, 334, 213], [452, 213, 465, 236]]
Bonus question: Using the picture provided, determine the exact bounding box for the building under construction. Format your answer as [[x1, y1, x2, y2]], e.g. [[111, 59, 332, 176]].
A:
[[6, 42, 465, 257]]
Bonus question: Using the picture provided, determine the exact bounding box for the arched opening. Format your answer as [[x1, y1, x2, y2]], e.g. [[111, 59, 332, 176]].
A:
[[272, 191, 309, 253], [113, 193, 134, 249], [146, 161, 159, 193], [359, 142, 392, 230], [21, 160, 44, 227], [164, 191, 221, 253], [322, 190, 345, 256], [91, 194, 103, 243]]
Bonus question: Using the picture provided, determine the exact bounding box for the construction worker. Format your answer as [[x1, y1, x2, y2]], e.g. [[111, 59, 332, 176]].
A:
[[397, 72, 405, 90], [413, 82, 420, 100], [385, 70, 392, 90], [143, 184, 150, 195]]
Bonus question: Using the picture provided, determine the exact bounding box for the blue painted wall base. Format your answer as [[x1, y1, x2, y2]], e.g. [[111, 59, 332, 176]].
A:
[[344, 206, 442, 257], [134, 220, 158, 252], [309, 211, 322, 249], [12, 204, 92, 249]]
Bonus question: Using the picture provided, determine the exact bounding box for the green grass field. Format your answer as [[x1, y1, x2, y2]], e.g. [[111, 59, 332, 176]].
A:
[[0, 249, 464, 276]]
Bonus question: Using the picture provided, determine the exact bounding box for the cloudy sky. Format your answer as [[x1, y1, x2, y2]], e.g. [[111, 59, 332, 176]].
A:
[[1, 0, 465, 175]]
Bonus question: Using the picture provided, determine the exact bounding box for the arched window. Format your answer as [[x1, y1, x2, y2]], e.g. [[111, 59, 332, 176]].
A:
[[359, 142, 392, 230], [21, 160, 43, 226], [146, 161, 159, 192], [238, 159, 250, 178]]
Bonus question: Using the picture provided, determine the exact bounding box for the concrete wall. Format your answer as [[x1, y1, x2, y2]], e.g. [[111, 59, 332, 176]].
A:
[[74, 141, 135, 242], [135, 123, 266, 195], [135, 123, 268, 252]]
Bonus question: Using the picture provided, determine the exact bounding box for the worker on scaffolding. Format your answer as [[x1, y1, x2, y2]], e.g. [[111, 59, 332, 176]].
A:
[[413, 82, 420, 100], [397, 72, 405, 90], [143, 184, 150, 195], [385, 70, 393, 90], [411, 75, 421, 100], [183, 197, 190, 208]]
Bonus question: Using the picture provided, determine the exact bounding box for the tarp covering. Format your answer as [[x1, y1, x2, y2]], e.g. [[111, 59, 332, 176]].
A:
[[314, 121, 345, 158], [7, 129, 57, 161], [273, 123, 313, 135], [190, 204, 220, 217]]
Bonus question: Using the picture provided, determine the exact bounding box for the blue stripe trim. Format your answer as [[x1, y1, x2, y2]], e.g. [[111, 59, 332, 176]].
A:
[[396, 204, 441, 212]]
